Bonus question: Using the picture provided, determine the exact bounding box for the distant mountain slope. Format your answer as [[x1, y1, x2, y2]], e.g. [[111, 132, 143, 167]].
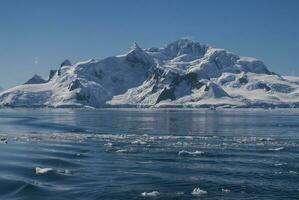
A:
[[1, 39, 299, 108], [24, 74, 47, 85]]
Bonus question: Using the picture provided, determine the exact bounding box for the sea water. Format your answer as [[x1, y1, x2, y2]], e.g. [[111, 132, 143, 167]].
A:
[[0, 108, 298, 200]]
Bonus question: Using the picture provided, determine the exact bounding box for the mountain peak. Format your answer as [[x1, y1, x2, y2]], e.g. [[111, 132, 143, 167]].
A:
[[163, 39, 208, 57], [170, 38, 194, 45], [126, 42, 154, 65], [131, 42, 141, 51], [60, 59, 72, 67], [24, 74, 47, 85]]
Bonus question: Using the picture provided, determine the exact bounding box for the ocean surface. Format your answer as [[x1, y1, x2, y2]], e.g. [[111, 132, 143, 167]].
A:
[[0, 108, 298, 200]]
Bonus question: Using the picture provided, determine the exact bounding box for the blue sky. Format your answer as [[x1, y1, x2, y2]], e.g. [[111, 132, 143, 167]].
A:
[[0, 0, 298, 88]]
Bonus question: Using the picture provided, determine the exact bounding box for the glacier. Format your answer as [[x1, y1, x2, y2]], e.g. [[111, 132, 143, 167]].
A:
[[1, 39, 299, 108]]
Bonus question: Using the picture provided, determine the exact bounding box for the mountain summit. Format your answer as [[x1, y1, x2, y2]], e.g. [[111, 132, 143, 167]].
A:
[[1, 39, 299, 108], [24, 74, 47, 85]]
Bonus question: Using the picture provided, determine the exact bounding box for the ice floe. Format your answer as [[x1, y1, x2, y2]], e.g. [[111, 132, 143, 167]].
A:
[[274, 162, 287, 166], [131, 140, 147, 145], [115, 148, 137, 154], [191, 188, 207, 196], [141, 191, 160, 197], [0, 138, 7, 144], [35, 167, 53, 174], [178, 150, 204, 156], [104, 142, 114, 147], [269, 147, 284, 151], [221, 188, 231, 193]]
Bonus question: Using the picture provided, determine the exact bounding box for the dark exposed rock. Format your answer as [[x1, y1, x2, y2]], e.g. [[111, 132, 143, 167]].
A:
[[69, 79, 82, 91], [48, 70, 57, 81], [269, 83, 294, 93], [239, 77, 248, 85], [155, 72, 205, 104], [76, 92, 90, 101], [259, 83, 271, 91], [204, 85, 210, 91], [156, 87, 176, 104], [60, 59, 72, 68], [246, 82, 271, 91], [171, 72, 204, 90], [58, 59, 72, 76], [147, 67, 165, 81]]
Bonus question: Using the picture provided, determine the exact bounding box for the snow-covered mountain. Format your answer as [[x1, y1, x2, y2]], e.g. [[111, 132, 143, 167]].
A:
[[0, 86, 3, 93], [1, 39, 299, 108]]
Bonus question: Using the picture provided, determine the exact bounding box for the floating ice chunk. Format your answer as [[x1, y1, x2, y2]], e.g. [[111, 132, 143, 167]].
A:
[[178, 150, 204, 156], [221, 188, 231, 193], [116, 149, 128, 153], [274, 162, 287, 166], [116, 149, 137, 153], [0, 138, 7, 144], [141, 191, 160, 197], [191, 188, 207, 196], [35, 167, 53, 174], [269, 147, 284, 151], [131, 140, 147, 145], [63, 169, 72, 175], [176, 192, 184, 195], [104, 142, 114, 147]]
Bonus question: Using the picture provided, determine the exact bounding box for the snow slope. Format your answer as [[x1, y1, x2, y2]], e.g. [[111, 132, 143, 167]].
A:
[[1, 39, 299, 108]]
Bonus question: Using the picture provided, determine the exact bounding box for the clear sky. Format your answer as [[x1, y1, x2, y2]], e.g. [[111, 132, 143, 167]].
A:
[[0, 0, 298, 88]]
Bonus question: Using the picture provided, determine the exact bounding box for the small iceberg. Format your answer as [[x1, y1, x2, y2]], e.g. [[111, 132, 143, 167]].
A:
[[269, 147, 284, 151], [116, 149, 128, 153], [176, 192, 184, 195], [0, 138, 7, 144], [221, 188, 231, 193], [104, 142, 114, 147], [116, 148, 137, 154], [35, 167, 53, 174], [131, 140, 147, 145], [191, 188, 207, 196], [62, 169, 73, 175], [178, 150, 204, 156], [274, 162, 287, 166], [141, 191, 160, 197]]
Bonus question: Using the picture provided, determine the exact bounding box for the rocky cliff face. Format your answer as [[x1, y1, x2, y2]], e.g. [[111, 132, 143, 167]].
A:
[[1, 39, 299, 108]]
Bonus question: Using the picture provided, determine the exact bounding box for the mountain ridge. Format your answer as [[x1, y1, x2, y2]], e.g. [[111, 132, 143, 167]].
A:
[[1, 39, 299, 108]]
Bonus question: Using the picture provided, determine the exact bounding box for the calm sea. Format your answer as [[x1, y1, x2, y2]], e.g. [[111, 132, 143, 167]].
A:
[[0, 108, 298, 200]]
